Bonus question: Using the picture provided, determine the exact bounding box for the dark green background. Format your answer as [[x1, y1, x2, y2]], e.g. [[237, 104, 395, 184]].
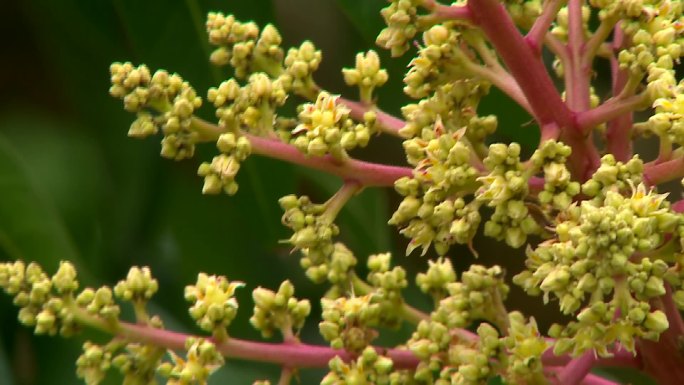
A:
[[0, 1, 651, 384]]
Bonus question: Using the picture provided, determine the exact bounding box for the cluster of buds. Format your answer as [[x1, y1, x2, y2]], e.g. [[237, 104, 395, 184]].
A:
[[410, 320, 503, 384], [478, 143, 539, 248], [184, 273, 243, 339], [431, 264, 510, 330], [515, 181, 678, 355], [0, 260, 90, 336], [530, 140, 580, 211], [617, 1, 683, 101], [279, 194, 340, 276], [319, 294, 380, 353], [581, 154, 644, 199], [650, 83, 684, 146], [319, 243, 358, 297], [288, 92, 372, 159], [342, 50, 389, 103], [109, 62, 203, 160], [400, 80, 491, 140], [407, 264, 508, 383], [376, 0, 425, 57], [158, 338, 224, 385], [404, 25, 479, 99], [321, 347, 393, 385], [113, 266, 158, 304], [366, 253, 409, 327], [390, 126, 481, 255], [207, 74, 288, 135], [206, 12, 283, 78], [197, 132, 252, 195], [111, 338, 166, 385], [250, 280, 311, 339], [502, 312, 548, 383], [416, 257, 457, 303], [76, 341, 117, 385], [282, 41, 323, 97]]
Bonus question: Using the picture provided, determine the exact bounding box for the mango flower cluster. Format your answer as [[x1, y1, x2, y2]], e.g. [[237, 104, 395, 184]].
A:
[[184, 273, 244, 339], [279, 194, 340, 280], [403, 25, 482, 99], [109, 63, 203, 160], [515, 172, 678, 355], [158, 338, 224, 385], [322, 347, 393, 385], [477, 142, 540, 248], [250, 280, 311, 339], [206, 13, 282, 78], [389, 120, 481, 256], [377, 0, 432, 57], [342, 50, 389, 103], [408, 265, 509, 382], [615, 0, 683, 102], [289, 92, 372, 159], [319, 294, 381, 353], [197, 132, 252, 195], [365, 253, 409, 328], [0, 260, 117, 336]]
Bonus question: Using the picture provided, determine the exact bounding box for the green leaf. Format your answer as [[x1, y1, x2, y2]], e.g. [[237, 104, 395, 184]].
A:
[[0, 336, 15, 385], [0, 129, 87, 277]]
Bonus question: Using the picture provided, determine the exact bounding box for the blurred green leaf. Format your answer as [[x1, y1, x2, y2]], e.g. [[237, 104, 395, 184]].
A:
[[0, 128, 86, 276], [0, 337, 15, 385]]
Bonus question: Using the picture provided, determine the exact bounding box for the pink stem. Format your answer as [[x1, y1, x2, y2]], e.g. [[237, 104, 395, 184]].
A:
[[575, 93, 648, 134], [580, 374, 623, 385], [546, 367, 623, 385], [542, 347, 640, 368], [245, 133, 412, 187], [466, 0, 574, 129], [120, 320, 639, 371], [121, 322, 420, 368], [605, 26, 635, 161], [339, 97, 405, 137], [566, 0, 590, 112], [424, 0, 473, 21], [555, 350, 597, 385], [525, 0, 566, 55], [643, 156, 684, 186]]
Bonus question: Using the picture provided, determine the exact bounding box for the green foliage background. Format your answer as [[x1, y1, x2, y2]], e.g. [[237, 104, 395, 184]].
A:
[[0, 1, 651, 384]]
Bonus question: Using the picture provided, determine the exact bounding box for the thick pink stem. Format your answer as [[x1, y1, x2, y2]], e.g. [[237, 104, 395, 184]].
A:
[[339, 97, 405, 137], [575, 93, 647, 134], [566, 0, 591, 112], [467, 0, 573, 128], [605, 26, 634, 161], [643, 156, 684, 186], [121, 322, 420, 368], [555, 350, 597, 385], [525, 0, 566, 55], [245, 134, 412, 186], [467, 0, 600, 180]]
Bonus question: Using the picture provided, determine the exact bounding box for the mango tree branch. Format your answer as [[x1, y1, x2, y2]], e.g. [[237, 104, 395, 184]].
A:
[[575, 92, 650, 132], [423, 0, 473, 21], [69, 302, 637, 376], [566, 0, 591, 111], [338, 97, 405, 137], [555, 350, 598, 385], [526, 0, 567, 54], [190, 117, 412, 187], [643, 156, 684, 186], [467, 0, 574, 129]]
